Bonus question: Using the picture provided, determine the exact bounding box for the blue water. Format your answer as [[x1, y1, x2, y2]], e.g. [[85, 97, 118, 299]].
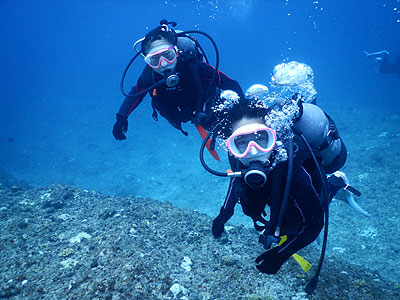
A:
[[1, 0, 400, 282]]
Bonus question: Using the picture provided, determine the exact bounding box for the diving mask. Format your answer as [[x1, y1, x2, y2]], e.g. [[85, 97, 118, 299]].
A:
[[227, 124, 276, 159], [144, 45, 177, 69]]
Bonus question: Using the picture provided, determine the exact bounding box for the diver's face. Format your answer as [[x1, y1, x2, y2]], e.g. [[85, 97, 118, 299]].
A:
[[234, 130, 269, 154], [230, 117, 273, 166], [145, 38, 177, 75]]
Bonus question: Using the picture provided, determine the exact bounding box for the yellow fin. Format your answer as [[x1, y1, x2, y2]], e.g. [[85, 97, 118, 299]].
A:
[[278, 235, 312, 272], [292, 253, 312, 272]]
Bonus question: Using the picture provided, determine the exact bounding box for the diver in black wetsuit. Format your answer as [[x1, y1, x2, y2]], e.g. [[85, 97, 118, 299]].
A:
[[199, 80, 366, 292], [206, 97, 352, 275], [212, 119, 324, 274], [364, 50, 400, 77], [113, 21, 244, 140]]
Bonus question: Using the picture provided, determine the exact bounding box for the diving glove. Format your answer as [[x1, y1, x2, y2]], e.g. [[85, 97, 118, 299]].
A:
[[193, 112, 207, 126], [193, 111, 214, 128], [211, 217, 225, 239], [255, 247, 286, 274], [113, 113, 128, 140]]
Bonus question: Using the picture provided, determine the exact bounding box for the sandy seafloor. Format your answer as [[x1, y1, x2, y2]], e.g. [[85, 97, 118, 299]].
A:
[[1, 104, 400, 299], [1, 183, 399, 300]]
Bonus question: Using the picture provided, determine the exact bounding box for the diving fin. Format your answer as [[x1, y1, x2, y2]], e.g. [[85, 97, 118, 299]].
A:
[[292, 253, 312, 272], [279, 235, 312, 272], [331, 171, 370, 217]]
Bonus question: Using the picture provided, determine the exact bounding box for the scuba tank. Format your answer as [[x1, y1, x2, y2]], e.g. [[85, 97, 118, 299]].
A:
[[295, 103, 345, 172]]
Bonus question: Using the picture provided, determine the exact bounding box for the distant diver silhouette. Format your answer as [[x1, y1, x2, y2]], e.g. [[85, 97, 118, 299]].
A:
[[364, 50, 400, 77]]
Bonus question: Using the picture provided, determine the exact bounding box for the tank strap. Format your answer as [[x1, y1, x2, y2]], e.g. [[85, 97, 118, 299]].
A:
[[177, 49, 198, 64], [186, 59, 207, 118]]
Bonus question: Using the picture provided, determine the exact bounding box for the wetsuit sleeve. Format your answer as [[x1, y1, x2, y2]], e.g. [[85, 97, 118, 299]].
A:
[[117, 67, 152, 117], [255, 166, 324, 274], [197, 62, 244, 98], [277, 166, 324, 257], [211, 177, 240, 238], [263, 164, 286, 235], [215, 154, 245, 223], [214, 177, 239, 224]]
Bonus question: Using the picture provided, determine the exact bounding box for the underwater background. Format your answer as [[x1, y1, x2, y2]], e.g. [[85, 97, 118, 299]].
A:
[[1, 0, 400, 290]]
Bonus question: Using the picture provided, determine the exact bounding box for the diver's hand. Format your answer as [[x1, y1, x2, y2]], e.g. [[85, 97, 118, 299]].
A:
[[193, 111, 215, 129], [193, 112, 207, 126], [255, 247, 284, 274], [113, 114, 128, 140], [211, 218, 225, 239]]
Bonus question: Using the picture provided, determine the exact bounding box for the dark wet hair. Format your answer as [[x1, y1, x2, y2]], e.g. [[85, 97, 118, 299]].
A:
[[141, 25, 176, 55], [215, 98, 269, 139]]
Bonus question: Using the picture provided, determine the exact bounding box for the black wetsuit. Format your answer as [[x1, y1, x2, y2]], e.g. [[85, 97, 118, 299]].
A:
[[213, 140, 325, 274], [117, 55, 244, 133], [379, 53, 400, 77]]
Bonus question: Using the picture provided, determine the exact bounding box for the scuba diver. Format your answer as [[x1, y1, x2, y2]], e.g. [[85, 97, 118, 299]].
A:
[[364, 50, 400, 77], [112, 19, 244, 140], [208, 98, 326, 274], [200, 81, 368, 293]]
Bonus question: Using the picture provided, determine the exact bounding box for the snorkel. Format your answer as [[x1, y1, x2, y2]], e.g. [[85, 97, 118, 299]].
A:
[[120, 19, 220, 101]]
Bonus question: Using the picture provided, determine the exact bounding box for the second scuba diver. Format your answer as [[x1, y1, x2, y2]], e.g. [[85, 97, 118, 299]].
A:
[[113, 20, 244, 139], [199, 66, 368, 292], [209, 97, 327, 275]]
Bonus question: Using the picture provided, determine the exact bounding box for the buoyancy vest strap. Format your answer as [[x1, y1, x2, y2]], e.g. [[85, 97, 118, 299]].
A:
[[187, 60, 207, 116], [251, 165, 286, 234], [275, 138, 294, 237]]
